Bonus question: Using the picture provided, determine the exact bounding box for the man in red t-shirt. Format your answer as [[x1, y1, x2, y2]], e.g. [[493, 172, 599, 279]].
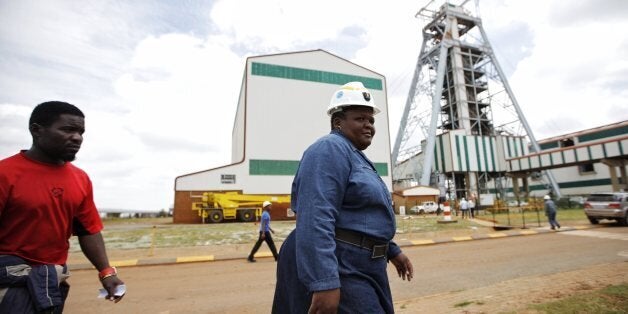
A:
[[0, 101, 125, 311]]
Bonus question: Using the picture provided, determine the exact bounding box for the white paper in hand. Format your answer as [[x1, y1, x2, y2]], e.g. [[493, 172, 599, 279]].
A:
[[98, 284, 126, 299]]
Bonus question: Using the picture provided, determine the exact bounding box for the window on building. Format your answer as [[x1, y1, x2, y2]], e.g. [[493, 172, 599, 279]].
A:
[[530, 172, 542, 181], [560, 138, 575, 147], [221, 174, 236, 184], [578, 163, 595, 174]]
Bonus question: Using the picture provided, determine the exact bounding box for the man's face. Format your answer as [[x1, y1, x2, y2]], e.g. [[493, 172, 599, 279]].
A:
[[338, 107, 376, 151], [33, 114, 85, 162]]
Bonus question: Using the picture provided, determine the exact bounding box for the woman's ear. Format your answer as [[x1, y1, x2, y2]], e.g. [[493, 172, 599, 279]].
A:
[[332, 117, 342, 129]]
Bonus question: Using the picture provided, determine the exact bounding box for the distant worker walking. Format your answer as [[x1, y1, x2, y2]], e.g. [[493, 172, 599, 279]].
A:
[[460, 198, 469, 219], [247, 201, 279, 262], [544, 195, 561, 230]]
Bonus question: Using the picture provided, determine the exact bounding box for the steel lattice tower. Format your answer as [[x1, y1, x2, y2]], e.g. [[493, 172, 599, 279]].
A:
[[392, 0, 560, 200]]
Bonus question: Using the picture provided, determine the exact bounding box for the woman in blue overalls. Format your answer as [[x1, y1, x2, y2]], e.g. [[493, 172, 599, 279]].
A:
[[273, 82, 414, 313]]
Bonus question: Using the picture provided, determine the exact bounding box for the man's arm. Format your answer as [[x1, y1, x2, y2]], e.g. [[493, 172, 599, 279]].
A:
[[78, 232, 125, 302]]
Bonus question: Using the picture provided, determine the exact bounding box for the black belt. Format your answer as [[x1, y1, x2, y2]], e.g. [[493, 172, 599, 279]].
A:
[[334, 228, 389, 259]]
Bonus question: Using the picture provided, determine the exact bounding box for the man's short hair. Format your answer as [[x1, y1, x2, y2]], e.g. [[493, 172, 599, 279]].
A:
[[29, 101, 84, 127]]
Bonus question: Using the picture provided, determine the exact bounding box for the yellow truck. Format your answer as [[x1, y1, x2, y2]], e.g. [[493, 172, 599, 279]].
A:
[[192, 191, 290, 223]]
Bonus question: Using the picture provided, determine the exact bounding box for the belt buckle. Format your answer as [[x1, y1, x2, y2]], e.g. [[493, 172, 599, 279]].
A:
[[371, 243, 388, 259]]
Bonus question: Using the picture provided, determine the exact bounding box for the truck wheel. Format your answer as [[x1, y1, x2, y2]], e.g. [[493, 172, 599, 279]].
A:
[[208, 210, 224, 223], [239, 210, 255, 222], [587, 217, 599, 225]]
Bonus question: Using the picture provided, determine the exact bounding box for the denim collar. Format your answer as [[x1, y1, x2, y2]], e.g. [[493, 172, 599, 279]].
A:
[[330, 129, 359, 152]]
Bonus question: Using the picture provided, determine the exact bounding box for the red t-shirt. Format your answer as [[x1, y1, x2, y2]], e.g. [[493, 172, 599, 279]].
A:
[[0, 151, 103, 265]]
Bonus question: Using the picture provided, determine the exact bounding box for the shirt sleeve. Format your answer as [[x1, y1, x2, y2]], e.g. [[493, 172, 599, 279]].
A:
[[294, 139, 351, 292], [73, 174, 103, 236], [387, 241, 402, 259]]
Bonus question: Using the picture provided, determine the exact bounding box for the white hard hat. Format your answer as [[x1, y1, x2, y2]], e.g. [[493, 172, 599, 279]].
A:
[[327, 81, 380, 116], [262, 201, 272, 208], [544, 195, 550, 200]]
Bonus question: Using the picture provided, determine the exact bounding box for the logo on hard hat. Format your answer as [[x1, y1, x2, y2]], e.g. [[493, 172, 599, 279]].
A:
[[362, 92, 371, 101], [336, 91, 344, 99]]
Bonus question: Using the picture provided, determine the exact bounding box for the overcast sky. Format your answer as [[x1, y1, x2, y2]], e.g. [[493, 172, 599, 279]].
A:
[[1, 0, 627, 211]]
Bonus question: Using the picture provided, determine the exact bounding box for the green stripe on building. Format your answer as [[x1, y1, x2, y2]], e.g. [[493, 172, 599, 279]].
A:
[[578, 125, 628, 143], [251, 62, 383, 90], [249, 159, 300, 175], [373, 163, 388, 176], [456, 136, 463, 171], [249, 159, 388, 176], [549, 152, 554, 166], [439, 135, 446, 172], [540, 141, 559, 150], [464, 137, 470, 171], [489, 137, 496, 171], [482, 137, 490, 171], [474, 136, 482, 171], [560, 150, 565, 164], [433, 141, 439, 171], [538, 155, 542, 167], [489, 178, 612, 193]]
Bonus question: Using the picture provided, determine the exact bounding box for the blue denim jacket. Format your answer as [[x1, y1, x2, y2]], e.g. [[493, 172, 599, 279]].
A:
[[292, 130, 401, 292]]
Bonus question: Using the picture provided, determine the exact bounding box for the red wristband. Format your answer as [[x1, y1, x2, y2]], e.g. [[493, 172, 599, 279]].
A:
[[98, 266, 117, 281]]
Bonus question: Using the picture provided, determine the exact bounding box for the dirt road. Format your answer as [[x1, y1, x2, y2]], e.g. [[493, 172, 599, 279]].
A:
[[64, 227, 628, 313]]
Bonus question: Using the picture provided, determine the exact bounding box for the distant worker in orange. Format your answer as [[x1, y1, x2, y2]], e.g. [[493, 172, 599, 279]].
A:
[[247, 201, 279, 262]]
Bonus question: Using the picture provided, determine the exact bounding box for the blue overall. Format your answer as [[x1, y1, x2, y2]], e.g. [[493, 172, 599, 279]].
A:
[[544, 199, 560, 229], [273, 130, 401, 313]]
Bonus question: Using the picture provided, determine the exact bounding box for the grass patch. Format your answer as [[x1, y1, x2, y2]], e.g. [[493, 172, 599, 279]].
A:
[[69, 219, 296, 252], [68, 208, 592, 252], [453, 300, 484, 308], [454, 300, 473, 308], [529, 283, 628, 313], [481, 208, 588, 228]]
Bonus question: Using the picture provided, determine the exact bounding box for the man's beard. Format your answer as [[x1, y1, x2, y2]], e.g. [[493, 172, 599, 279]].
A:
[[62, 153, 77, 162]]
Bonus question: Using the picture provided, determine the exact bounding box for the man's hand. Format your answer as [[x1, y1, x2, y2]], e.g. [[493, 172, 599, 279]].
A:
[[101, 276, 125, 303], [309, 288, 340, 314], [390, 253, 414, 281]]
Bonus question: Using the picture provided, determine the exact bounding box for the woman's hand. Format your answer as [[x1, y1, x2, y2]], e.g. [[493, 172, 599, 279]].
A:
[[309, 288, 340, 314], [390, 253, 414, 281]]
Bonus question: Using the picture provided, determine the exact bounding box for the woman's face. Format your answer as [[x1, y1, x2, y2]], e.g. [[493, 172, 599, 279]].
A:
[[337, 106, 376, 150]]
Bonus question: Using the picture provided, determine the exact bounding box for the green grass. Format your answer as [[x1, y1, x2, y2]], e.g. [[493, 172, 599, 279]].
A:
[[69, 208, 592, 252], [69, 219, 297, 252], [395, 215, 486, 234], [528, 283, 628, 313], [481, 207, 589, 228]]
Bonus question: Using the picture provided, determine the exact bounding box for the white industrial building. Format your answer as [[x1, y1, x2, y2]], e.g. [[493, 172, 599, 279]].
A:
[[531, 120, 628, 196], [174, 50, 392, 223]]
